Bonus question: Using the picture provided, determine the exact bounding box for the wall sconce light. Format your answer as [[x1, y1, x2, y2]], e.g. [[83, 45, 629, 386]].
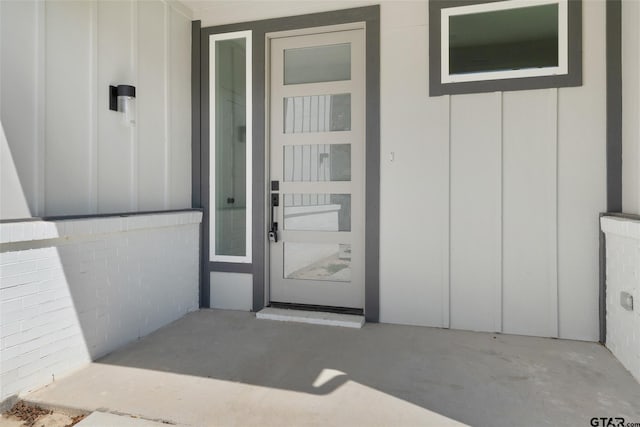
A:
[[109, 85, 136, 126]]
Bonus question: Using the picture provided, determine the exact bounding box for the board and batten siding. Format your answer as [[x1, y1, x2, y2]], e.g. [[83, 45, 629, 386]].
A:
[[0, 0, 192, 219], [382, 0, 605, 341], [197, 1, 606, 341]]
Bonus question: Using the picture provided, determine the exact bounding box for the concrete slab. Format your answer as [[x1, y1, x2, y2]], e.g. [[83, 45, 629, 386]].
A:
[[77, 411, 186, 427], [256, 307, 365, 328], [25, 310, 640, 427]]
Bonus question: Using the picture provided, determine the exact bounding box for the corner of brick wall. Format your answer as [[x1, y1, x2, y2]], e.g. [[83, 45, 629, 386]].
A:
[[0, 211, 202, 402], [601, 216, 640, 383]]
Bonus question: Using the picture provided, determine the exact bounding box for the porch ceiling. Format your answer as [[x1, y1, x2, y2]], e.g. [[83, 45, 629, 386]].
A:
[[26, 310, 640, 426]]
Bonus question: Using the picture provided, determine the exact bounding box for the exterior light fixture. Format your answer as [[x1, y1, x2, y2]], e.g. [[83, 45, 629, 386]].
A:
[[109, 84, 136, 126]]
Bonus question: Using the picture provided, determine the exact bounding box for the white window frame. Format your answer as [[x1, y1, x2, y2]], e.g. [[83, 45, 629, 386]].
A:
[[209, 30, 252, 263], [441, 0, 568, 84]]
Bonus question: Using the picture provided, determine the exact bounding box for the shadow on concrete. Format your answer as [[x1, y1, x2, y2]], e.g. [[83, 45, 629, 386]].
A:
[[84, 309, 640, 427]]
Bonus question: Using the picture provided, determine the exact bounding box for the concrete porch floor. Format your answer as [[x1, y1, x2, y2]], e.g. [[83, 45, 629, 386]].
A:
[[26, 310, 640, 426]]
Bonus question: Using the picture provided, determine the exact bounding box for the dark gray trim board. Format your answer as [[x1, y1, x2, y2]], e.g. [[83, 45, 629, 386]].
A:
[[364, 9, 381, 323], [197, 5, 381, 321], [199, 20, 211, 309], [192, 20, 205, 309], [606, 0, 622, 213], [192, 20, 202, 209], [428, 0, 583, 96], [598, 0, 624, 345], [210, 262, 253, 274]]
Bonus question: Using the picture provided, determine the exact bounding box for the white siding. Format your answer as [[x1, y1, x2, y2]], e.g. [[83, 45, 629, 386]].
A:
[[0, 0, 42, 218], [45, 1, 93, 216], [558, 3, 606, 340], [450, 93, 502, 333], [138, 0, 168, 211], [502, 89, 558, 338], [0, 0, 192, 219], [170, 8, 193, 209], [379, 21, 450, 328]]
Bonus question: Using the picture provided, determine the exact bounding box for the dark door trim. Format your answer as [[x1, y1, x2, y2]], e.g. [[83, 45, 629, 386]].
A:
[[193, 6, 381, 321]]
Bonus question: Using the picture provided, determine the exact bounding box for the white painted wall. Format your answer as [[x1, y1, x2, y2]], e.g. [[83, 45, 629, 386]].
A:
[[0, 0, 192, 220], [210, 272, 253, 311], [0, 211, 201, 403], [622, 0, 640, 215], [601, 216, 640, 383], [194, 1, 607, 341]]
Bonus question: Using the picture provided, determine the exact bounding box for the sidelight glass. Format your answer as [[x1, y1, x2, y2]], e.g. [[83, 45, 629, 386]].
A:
[[211, 34, 251, 260], [283, 144, 351, 182], [284, 243, 352, 282], [283, 194, 351, 232], [284, 43, 351, 85]]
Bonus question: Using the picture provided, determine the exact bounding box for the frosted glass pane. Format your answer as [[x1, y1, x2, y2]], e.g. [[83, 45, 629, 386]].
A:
[[283, 94, 350, 133], [214, 38, 247, 257], [284, 194, 351, 232], [283, 144, 350, 182], [284, 43, 350, 85], [284, 243, 351, 282]]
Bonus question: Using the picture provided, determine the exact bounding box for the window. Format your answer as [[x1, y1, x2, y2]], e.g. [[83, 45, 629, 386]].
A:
[[429, 0, 581, 95], [209, 31, 252, 262]]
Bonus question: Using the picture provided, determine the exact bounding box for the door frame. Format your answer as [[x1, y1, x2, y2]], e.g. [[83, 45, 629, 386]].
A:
[[193, 5, 381, 321], [266, 25, 366, 309]]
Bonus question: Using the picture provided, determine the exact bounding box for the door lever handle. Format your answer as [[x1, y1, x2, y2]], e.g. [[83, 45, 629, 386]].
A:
[[269, 193, 279, 242]]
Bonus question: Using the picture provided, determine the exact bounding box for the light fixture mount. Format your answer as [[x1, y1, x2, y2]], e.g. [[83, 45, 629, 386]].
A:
[[109, 85, 136, 111]]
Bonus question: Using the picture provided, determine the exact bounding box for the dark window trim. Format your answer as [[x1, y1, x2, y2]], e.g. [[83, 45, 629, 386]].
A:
[[429, 0, 582, 96], [194, 5, 381, 321]]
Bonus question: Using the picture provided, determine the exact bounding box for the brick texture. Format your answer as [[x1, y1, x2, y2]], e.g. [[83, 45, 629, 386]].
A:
[[601, 217, 640, 382], [0, 212, 201, 402]]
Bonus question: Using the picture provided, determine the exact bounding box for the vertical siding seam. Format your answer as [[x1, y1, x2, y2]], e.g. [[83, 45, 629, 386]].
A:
[[164, 3, 171, 209], [35, 0, 46, 216], [497, 91, 503, 334], [444, 94, 451, 329], [552, 88, 560, 338], [90, 0, 99, 214], [130, 0, 139, 211]]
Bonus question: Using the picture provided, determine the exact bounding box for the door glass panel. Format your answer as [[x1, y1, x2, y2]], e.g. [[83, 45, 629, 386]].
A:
[[284, 243, 351, 282], [283, 144, 350, 182], [284, 94, 351, 133], [284, 43, 350, 85], [214, 37, 247, 257], [284, 194, 351, 231]]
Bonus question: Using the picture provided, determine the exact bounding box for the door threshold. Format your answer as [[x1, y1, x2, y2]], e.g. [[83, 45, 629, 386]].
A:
[[256, 307, 365, 329], [269, 302, 363, 316]]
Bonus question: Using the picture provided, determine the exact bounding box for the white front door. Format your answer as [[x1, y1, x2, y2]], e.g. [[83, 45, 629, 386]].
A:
[[268, 28, 365, 309]]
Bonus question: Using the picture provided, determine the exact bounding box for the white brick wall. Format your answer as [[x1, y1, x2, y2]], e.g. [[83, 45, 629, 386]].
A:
[[601, 216, 640, 382], [0, 211, 202, 403]]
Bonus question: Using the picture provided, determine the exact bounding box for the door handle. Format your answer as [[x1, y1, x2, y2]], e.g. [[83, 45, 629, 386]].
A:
[[269, 192, 279, 242]]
